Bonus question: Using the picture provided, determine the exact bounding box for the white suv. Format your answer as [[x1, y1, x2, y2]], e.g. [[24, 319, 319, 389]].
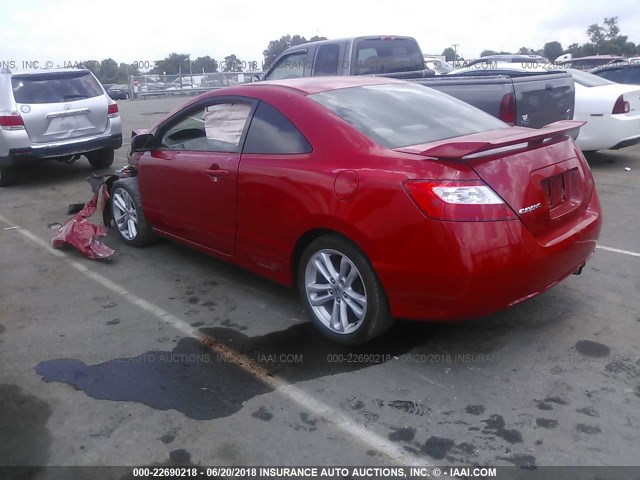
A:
[[0, 68, 122, 186]]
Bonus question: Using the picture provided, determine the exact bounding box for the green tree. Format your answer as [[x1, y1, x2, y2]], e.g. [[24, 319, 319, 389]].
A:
[[193, 56, 218, 73], [262, 34, 327, 69], [583, 17, 636, 55], [117, 63, 140, 84], [543, 41, 563, 61], [442, 47, 456, 62], [603, 17, 620, 39], [150, 53, 190, 75], [99, 58, 119, 84], [223, 54, 243, 72], [518, 47, 536, 55], [565, 43, 584, 57], [587, 23, 606, 45]]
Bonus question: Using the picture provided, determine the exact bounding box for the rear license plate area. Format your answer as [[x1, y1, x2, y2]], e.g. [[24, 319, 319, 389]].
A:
[[542, 168, 582, 219]]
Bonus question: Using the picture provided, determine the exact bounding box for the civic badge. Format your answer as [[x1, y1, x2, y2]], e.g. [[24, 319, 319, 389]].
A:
[[519, 202, 541, 214]]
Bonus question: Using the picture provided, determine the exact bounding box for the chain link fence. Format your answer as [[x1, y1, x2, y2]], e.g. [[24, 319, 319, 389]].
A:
[[127, 71, 262, 99]]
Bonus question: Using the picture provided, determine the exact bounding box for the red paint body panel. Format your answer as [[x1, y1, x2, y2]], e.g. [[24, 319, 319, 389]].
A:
[[132, 77, 602, 322], [138, 149, 239, 255]]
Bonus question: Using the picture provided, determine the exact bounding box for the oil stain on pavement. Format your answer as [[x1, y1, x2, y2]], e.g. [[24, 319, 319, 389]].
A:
[[35, 322, 429, 420], [0, 384, 52, 466]]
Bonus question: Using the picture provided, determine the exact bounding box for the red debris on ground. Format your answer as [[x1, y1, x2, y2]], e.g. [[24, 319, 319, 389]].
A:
[[51, 182, 114, 260]]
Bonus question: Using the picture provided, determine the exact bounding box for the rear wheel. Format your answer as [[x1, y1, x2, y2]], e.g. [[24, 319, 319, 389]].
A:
[[87, 148, 115, 169], [298, 234, 393, 345], [0, 167, 20, 187], [111, 178, 155, 247]]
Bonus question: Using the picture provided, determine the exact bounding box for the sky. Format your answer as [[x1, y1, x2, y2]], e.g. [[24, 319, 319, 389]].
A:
[[1, 0, 639, 71]]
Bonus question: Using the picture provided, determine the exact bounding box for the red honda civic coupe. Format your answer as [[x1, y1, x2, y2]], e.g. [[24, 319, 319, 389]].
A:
[[113, 76, 602, 345]]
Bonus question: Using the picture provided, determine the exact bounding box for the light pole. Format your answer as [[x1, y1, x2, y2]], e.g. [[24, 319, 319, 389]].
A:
[[452, 44, 459, 65]]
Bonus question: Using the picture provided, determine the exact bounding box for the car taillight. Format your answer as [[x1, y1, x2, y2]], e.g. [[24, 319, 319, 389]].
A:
[[498, 92, 516, 125], [612, 95, 630, 114], [403, 180, 517, 221], [0, 112, 25, 130], [107, 103, 119, 117]]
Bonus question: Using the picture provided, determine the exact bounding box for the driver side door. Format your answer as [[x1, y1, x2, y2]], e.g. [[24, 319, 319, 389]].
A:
[[138, 97, 255, 256]]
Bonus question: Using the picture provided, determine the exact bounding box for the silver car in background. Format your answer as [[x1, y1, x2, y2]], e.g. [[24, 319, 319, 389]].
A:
[[0, 68, 122, 186]]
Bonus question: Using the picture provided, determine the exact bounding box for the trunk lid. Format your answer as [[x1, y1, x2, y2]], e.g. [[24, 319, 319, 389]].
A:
[[576, 83, 640, 115], [11, 70, 108, 143], [397, 121, 594, 238]]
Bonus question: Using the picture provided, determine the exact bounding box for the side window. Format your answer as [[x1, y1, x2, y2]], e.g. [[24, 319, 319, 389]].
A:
[[243, 102, 312, 155], [313, 44, 340, 76], [355, 47, 381, 75], [265, 52, 307, 80], [597, 68, 623, 82], [160, 102, 251, 152], [623, 67, 640, 84]]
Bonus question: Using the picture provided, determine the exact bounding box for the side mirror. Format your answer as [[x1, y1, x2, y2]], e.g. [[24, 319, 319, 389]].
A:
[[131, 133, 156, 152]]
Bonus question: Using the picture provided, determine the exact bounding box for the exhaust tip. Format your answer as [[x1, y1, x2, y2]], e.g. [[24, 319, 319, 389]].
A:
[[573, 264, 586, 275]]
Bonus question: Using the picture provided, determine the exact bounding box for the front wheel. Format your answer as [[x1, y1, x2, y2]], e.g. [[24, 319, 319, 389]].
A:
[[110, 178, 155, 247], [298, 234, 393, 345]]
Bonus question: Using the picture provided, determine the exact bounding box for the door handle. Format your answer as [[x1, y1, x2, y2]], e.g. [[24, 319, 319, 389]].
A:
[[206, 169, 229, 177], [205, 163, 230, 178]]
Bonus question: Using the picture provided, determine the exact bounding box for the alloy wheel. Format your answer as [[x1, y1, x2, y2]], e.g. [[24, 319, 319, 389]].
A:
[[304, 249, 368, 335], [112, 188, 139, 241]]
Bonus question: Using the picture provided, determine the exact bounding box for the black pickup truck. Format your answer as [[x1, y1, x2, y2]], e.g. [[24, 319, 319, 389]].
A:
[[263, 36, 575, 128]]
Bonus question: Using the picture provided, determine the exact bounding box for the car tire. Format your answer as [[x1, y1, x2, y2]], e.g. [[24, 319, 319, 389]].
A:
[[110, 178, 155, 247], [87, 148, 115, 169], [298, 234, 393, 345], [0, 167, 20, 187]]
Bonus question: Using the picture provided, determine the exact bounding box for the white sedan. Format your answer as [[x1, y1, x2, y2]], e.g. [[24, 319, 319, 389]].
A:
[[448, 63, 640, 151], [570, 69, 640, 151]]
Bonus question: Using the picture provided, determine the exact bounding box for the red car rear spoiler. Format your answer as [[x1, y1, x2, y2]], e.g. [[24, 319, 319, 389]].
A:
[[405, 120, 585, 159]]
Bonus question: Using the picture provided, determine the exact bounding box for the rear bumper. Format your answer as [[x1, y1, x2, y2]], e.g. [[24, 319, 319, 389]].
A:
[[377, 191, 602, 320], [1, 133, 122, 167], [611, 135, 640, 150], [575, 113, 640, 151]]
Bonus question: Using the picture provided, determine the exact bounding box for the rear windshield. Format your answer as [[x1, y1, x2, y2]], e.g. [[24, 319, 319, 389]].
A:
[[563, 59, 616, 70], [353, 38, 424, 74], [569, 69, 614, 87], [11, 71, 103, 104], [310, 83, 508, 149]]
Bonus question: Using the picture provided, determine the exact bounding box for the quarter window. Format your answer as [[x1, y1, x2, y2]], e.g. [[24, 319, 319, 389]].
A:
[[160, 101, 252, 152], [313, 45, 340, 76], [265, 52, 307, 80], [243, 102, 311, 154]]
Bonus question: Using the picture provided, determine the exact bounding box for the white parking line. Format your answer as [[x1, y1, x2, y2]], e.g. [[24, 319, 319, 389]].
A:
[[596, 245, 640, 258], [0, 213, 426, 467]]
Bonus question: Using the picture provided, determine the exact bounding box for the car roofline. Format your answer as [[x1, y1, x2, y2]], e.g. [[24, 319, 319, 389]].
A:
[[279, 35, 418, 52], [8, 68, 92, 76], [231, 76, 405, 95]]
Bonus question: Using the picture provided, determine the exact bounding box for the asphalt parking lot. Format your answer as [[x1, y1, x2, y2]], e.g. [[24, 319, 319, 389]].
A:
[[1, 97, 639, 470]]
